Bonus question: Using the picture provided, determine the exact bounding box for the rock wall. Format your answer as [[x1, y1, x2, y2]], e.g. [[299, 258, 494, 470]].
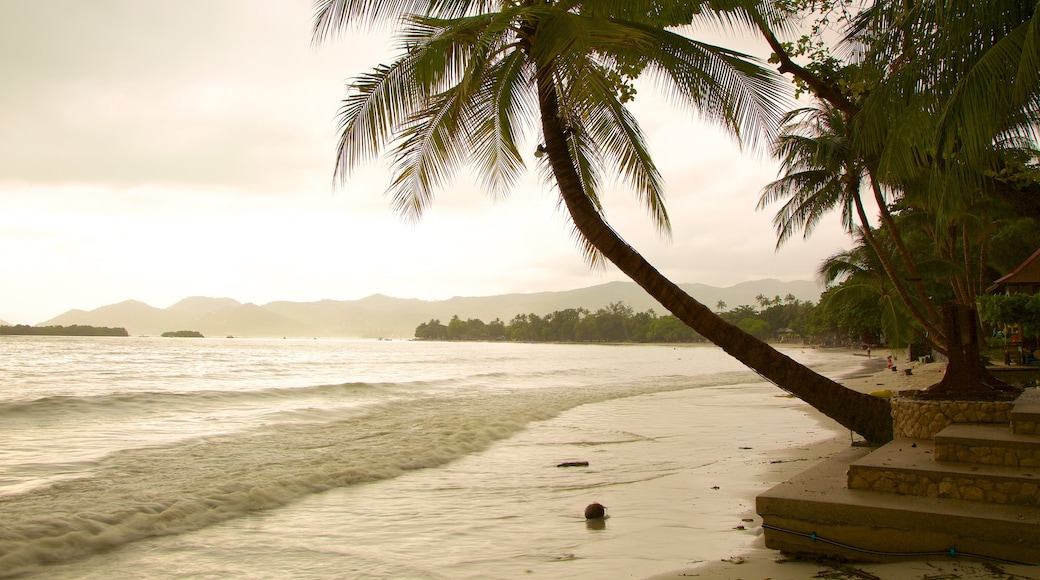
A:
[[891, 394, 1013, 439]]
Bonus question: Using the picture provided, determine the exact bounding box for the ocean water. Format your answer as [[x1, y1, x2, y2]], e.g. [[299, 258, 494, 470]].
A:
[[0, 337, 860, 578]]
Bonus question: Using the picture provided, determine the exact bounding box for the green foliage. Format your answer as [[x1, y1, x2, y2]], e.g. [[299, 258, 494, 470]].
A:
[[720, 304, 758, 325], [810, 284, 883, 345], [977, 294, 1040, 337], [757, 0, 1040, 356], [737, 317, 771, 340], [645, 315, 701, 342], [414, 319, 449, 340], [987, 219, 1040, 276], [768, 0, 863, 99], [415, 299, 821, 344], [160, 330, 204, 338], [0, 325, 129, 337]]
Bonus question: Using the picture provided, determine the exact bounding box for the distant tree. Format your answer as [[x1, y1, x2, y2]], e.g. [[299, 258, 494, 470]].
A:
[[646, 315, 702, 342], [160, 330, 204, 338], [737, 318, 772, 340], [720, 305, 758, 326], [414, 319, 448, 340], [0, 325, 129, 337], [977, 294, 1040, 342], [487, 318, 506, 340]]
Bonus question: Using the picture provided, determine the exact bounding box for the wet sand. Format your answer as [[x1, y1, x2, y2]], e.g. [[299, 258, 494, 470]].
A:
[[648, 352, 1040, 580]]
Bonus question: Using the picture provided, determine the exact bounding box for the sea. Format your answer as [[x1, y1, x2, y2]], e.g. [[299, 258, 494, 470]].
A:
[[0, 336, 863, 579]]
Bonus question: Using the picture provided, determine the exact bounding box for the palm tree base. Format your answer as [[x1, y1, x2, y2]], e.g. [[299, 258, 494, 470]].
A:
[[919, 302, 1022, 400]]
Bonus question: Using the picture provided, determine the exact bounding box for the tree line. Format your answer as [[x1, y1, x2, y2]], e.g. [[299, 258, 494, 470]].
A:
[[0, 324, 129, 337], [415, 294, 822, 344]]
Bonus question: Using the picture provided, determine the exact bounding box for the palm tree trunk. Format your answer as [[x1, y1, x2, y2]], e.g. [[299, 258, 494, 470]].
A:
[[535, 66, 893, 444], [868, 174, 945, 327], [852, 184, 947, 352], [946, 225, 972, 305]]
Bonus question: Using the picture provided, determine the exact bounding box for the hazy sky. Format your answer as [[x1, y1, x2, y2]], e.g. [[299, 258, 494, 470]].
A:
[[0, 1, 853, 324]]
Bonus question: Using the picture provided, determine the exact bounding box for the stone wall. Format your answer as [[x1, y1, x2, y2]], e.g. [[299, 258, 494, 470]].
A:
[[1015, 418, 1040, 435], [891, 394, 1013, 439], [934, 440, 1040, 467], [848, 468, 1040, 505]]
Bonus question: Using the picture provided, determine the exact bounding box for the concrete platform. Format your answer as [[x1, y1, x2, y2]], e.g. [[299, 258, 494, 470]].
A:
[[935, 423, 1040, 466], [1012, 388, 1040, 434], [757, 446, 1040, 564], [848, 438, 1040, 504]]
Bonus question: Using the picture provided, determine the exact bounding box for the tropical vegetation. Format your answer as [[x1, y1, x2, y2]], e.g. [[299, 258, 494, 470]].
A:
[[0, 325, 129, 337], [416, 294, 815, 343], [160, 330, 205, 338], [315, 0, 1038, 443], [756, 0, 1040, 359]]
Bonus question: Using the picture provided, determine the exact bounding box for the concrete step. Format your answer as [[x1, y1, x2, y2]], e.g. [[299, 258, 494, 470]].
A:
[[758, 446, 1040, 564], [935, 423, 1040, 467], [847, 438, 1040, 505], [1012, 388, 1040, 435]]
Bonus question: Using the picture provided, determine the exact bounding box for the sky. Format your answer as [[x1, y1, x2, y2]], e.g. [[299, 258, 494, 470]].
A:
[[0, 1, 854, 325]]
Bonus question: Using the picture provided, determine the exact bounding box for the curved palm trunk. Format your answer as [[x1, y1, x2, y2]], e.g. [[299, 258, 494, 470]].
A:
[[535, 69, 893, 443], [851, 188, 948, 354], [867, 174, 946, 339]]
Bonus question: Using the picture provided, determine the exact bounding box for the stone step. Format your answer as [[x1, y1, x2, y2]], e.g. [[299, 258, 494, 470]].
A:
[[1011, 388, 1040, 435], [935, 423, 1040, 467], [758, 446, 1040, 564], [847, 438, 1040, 505]]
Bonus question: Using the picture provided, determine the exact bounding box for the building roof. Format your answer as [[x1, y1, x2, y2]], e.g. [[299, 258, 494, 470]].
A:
[[987, 248, 1040, 293]]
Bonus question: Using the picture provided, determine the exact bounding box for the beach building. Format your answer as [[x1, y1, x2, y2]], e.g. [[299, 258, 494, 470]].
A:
[[987, 248, 1040, 295]]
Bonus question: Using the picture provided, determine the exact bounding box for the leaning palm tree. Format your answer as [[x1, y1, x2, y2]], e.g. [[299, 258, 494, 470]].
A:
[[314, 1, 893, 442]]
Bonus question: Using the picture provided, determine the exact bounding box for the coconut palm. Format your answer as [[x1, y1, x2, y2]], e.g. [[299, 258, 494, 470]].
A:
[[848, 0, 1039, 176], [817, 230, 916, 350], [314, 0, 893, 442], [757, 104, 947, 348], [756, 0, 1039, 351]]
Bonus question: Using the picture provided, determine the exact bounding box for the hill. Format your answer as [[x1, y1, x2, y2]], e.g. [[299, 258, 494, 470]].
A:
[[39, 279, 822, 338]]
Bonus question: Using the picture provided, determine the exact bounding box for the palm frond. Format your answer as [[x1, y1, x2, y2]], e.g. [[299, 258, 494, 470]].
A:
[[758, 104, 860, 248], [334, 57, 428, 182], [468, 51, 536, 199], [568, 60, 671, 235], [937, 13, 1040, 163], [761, 169, 846, 246], [312, 0, 496, 40], [633, 26, 791, 152], [386, 88, 469, 221]]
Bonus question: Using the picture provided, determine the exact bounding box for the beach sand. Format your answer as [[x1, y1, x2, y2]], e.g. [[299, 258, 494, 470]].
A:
[[648, 353, 1040, 580]]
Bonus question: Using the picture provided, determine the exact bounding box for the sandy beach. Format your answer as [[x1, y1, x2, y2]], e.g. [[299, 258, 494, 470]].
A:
[[649, 351, 1040, 580]]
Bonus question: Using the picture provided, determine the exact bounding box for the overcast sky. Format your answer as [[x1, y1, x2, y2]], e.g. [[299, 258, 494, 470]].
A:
[[0, 1, 853, 324]]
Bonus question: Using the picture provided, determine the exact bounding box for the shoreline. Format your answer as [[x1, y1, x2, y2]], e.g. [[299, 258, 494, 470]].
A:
[[648, 353, 1040, 580]]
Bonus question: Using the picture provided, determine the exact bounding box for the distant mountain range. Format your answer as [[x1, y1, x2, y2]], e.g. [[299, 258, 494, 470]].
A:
[[38, 279, 822, 339]]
